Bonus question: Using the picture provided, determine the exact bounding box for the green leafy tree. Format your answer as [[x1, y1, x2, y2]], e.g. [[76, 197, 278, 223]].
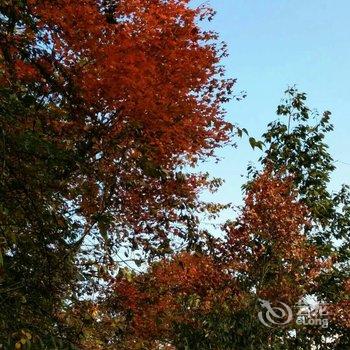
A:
[[252, 87, 350, 349]]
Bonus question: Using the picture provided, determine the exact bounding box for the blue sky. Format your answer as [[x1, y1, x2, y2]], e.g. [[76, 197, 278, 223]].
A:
[[195, 0, 350, 216]]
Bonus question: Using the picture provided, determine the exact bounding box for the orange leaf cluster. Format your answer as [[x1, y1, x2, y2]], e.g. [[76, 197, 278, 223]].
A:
[[224, 170, 326, 304], [110, 170, 327, 346], [9, 0, 234, 163], [113, 252, 239, 343], [0, 0, 235, 255]]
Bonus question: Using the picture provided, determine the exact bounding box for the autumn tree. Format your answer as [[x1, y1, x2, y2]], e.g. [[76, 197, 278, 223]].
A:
[[253, 87, 350, 349], [110, 170, 325, 350], [0, 0, 236, 346], [108, 89, 349, 350]]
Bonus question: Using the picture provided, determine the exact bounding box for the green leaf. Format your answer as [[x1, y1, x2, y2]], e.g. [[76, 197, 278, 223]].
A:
[[249, 137, 256, 149]]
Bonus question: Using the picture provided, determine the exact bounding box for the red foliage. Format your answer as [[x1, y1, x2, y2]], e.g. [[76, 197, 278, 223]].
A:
[[5, 0, 234, 163], [223, 170, 326, 304], [114, 252, 239, 341], [328, 279, 350, 329], [111, 170, 327, 345], [0, 0, 235, 254]]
